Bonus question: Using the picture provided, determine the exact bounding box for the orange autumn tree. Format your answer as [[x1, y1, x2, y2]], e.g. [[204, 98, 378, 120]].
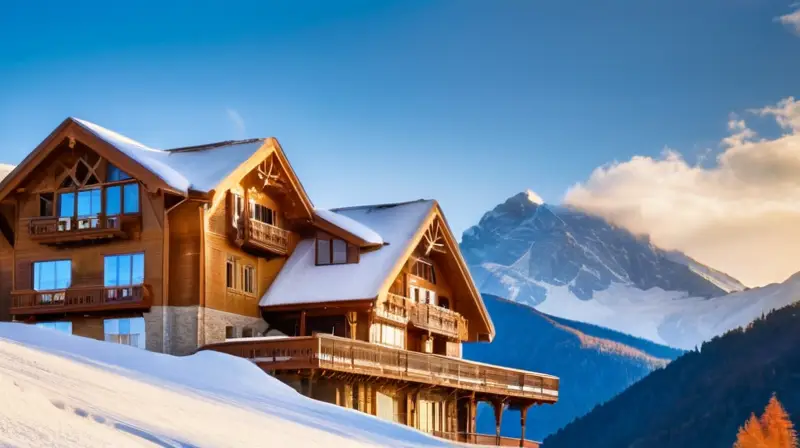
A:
[[734, 395, 798, 448]]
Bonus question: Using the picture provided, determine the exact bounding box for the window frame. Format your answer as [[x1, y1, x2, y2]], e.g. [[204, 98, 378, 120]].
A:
[[32, 259, 72, 291], [242, 264, 256, 295], [103, 252, 145, 287], [315, 236, 358, 266]]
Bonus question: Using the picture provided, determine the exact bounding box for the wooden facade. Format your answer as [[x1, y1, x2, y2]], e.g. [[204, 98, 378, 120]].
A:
[[0, 118, 558, 446]]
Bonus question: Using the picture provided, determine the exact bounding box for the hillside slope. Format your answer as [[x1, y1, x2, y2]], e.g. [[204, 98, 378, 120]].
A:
[[544, 300, 800, 448], [0, 323, 446, 447], [463, 295, 682, 440]]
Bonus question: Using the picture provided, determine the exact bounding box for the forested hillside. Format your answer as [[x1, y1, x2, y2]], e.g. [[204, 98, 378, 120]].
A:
[[545, 302, 800, 448]]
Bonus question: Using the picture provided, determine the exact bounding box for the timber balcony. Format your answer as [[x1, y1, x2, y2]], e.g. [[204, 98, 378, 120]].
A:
[[27, 214, 130, 245], [201, 333, 559, 403], [11, 284, 152, 315], [233, 217, 291, 257], [377, 293, 469, 340]]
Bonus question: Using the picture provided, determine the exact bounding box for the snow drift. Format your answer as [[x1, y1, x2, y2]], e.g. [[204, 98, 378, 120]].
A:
[[0, 323, 447, 447]]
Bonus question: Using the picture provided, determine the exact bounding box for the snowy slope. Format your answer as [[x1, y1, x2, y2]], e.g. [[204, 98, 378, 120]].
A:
[[0, 323, 448, 448], [461, 191, 779, 350]]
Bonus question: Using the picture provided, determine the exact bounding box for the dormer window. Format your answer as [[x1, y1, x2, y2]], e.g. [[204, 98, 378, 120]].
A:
[[316, 236, 359, 265]]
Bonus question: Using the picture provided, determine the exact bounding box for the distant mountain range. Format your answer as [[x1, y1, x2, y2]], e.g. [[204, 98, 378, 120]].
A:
[[463, 294, 682, 441], [543, 301, 800, 448], [461, 191, 799, 350]]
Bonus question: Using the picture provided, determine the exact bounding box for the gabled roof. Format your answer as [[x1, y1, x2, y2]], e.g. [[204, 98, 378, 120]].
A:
[[0, 118, 315, 218], [73, 119, 269, 195], [260, 200, 435, 306], [260, 199, 496, 339]]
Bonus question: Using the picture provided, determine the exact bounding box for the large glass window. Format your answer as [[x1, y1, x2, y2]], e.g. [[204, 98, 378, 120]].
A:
[[77, 189, 101, 216], [33, 260, 71, 291], [123, 183, 139, 214], [316, 237, 356, 266], [104, 317, 146, 349], [58, 192, 75, 217], [35, 322, 73, 334], [106, 185, 121, 215], [104, 253, 144, 287]]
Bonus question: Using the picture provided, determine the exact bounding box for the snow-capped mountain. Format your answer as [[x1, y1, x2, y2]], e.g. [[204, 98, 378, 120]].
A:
[[460, 191, 795, 349]]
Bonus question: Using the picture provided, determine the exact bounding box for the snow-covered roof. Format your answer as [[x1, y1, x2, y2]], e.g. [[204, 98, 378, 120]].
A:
[[74, 118, 267, 194], [314, 208, 384, 246], [260, 200, 435, 307]]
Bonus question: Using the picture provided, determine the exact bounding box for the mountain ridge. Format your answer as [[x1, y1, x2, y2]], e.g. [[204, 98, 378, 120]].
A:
[[460, 191, 795, 349]]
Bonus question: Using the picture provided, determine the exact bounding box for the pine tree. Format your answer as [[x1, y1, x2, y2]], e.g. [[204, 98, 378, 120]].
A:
[[734, 413, 767, 448], [761, 395, 798, 448], [733, 395, 798, 448]]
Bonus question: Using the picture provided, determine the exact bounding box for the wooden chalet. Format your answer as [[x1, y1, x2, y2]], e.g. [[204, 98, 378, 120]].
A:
[[0, 118, 558, 446]]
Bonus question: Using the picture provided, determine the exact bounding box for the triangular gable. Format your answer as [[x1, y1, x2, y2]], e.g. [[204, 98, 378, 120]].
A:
[[0, 118, 182, 202], [258, 199, 495, 341], [375, 202, 496, 341], [204, 138, 314, 221]]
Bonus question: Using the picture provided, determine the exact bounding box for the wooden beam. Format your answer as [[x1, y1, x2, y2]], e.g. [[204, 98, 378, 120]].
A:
[[519, 402, 533, 448], [299, 310, 307, 337]]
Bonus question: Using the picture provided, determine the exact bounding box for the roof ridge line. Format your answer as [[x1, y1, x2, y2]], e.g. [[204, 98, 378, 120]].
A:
[[331, 199, 432, 212], [165, 138, 267, 153]]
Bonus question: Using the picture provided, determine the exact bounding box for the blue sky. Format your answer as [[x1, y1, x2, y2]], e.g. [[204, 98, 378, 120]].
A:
[[1, 0, 798, 239]]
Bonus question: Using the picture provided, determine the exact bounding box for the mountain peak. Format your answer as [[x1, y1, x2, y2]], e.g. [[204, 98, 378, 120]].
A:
[[525, 189, 545, 205]]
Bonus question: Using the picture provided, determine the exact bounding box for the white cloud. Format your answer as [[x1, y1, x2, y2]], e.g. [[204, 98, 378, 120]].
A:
[[226, 108, 247, 139], [0, 164, 15, 181], [777, 5, 800, 34], [565, 97, 800, 287]]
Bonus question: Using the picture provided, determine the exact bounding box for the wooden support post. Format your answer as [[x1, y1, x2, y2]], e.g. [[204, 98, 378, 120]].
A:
[[299, 310, 307, 336], [519, 402, 533, 448], [346, 311, 357, 340], [335, 384, 342, 407], [468, 393, 477, 435], [406, 391, 415, 427], [492, 398, 505, 445]]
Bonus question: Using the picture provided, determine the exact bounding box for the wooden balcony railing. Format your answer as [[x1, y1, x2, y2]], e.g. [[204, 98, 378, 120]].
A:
[[202, 333, 559, 403], [383, 293, 469, 340], [28, 214, 127, 244], [233, 217, 291, 256], [11, 284, 151, 315]]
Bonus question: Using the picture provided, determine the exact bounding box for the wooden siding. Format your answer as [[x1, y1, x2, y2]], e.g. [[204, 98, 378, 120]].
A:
[[10, 146, 164, 317], [202, 159, 303, 318], [167, 201, 202, 307]]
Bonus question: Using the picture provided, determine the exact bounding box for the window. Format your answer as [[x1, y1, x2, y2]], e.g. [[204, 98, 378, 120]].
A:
[[232, 194, 245, 222], [225, 326, 236, 339], [226, 257, 235, 288], [107, 164, 131, 182], [104, 318, 146, 349], [33, 260, 71, 291], [123, 183, 139, 214], [242, 328, 254, 338], [39, 193, 54, 217], [242, 265, 256, 294], [249, 202, 274, 225], [316, 237, 356, 265], [332, 239, 347, 264], [77, 189, 101, 217], [104, 253, 145, 287], [35, 321, 72, 334], [413, 258, 436, 284], [106, 185, 121, 215], [58, 192, 75, 217], [316, 239, 331, 265], [370, 323, 405, 349]]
